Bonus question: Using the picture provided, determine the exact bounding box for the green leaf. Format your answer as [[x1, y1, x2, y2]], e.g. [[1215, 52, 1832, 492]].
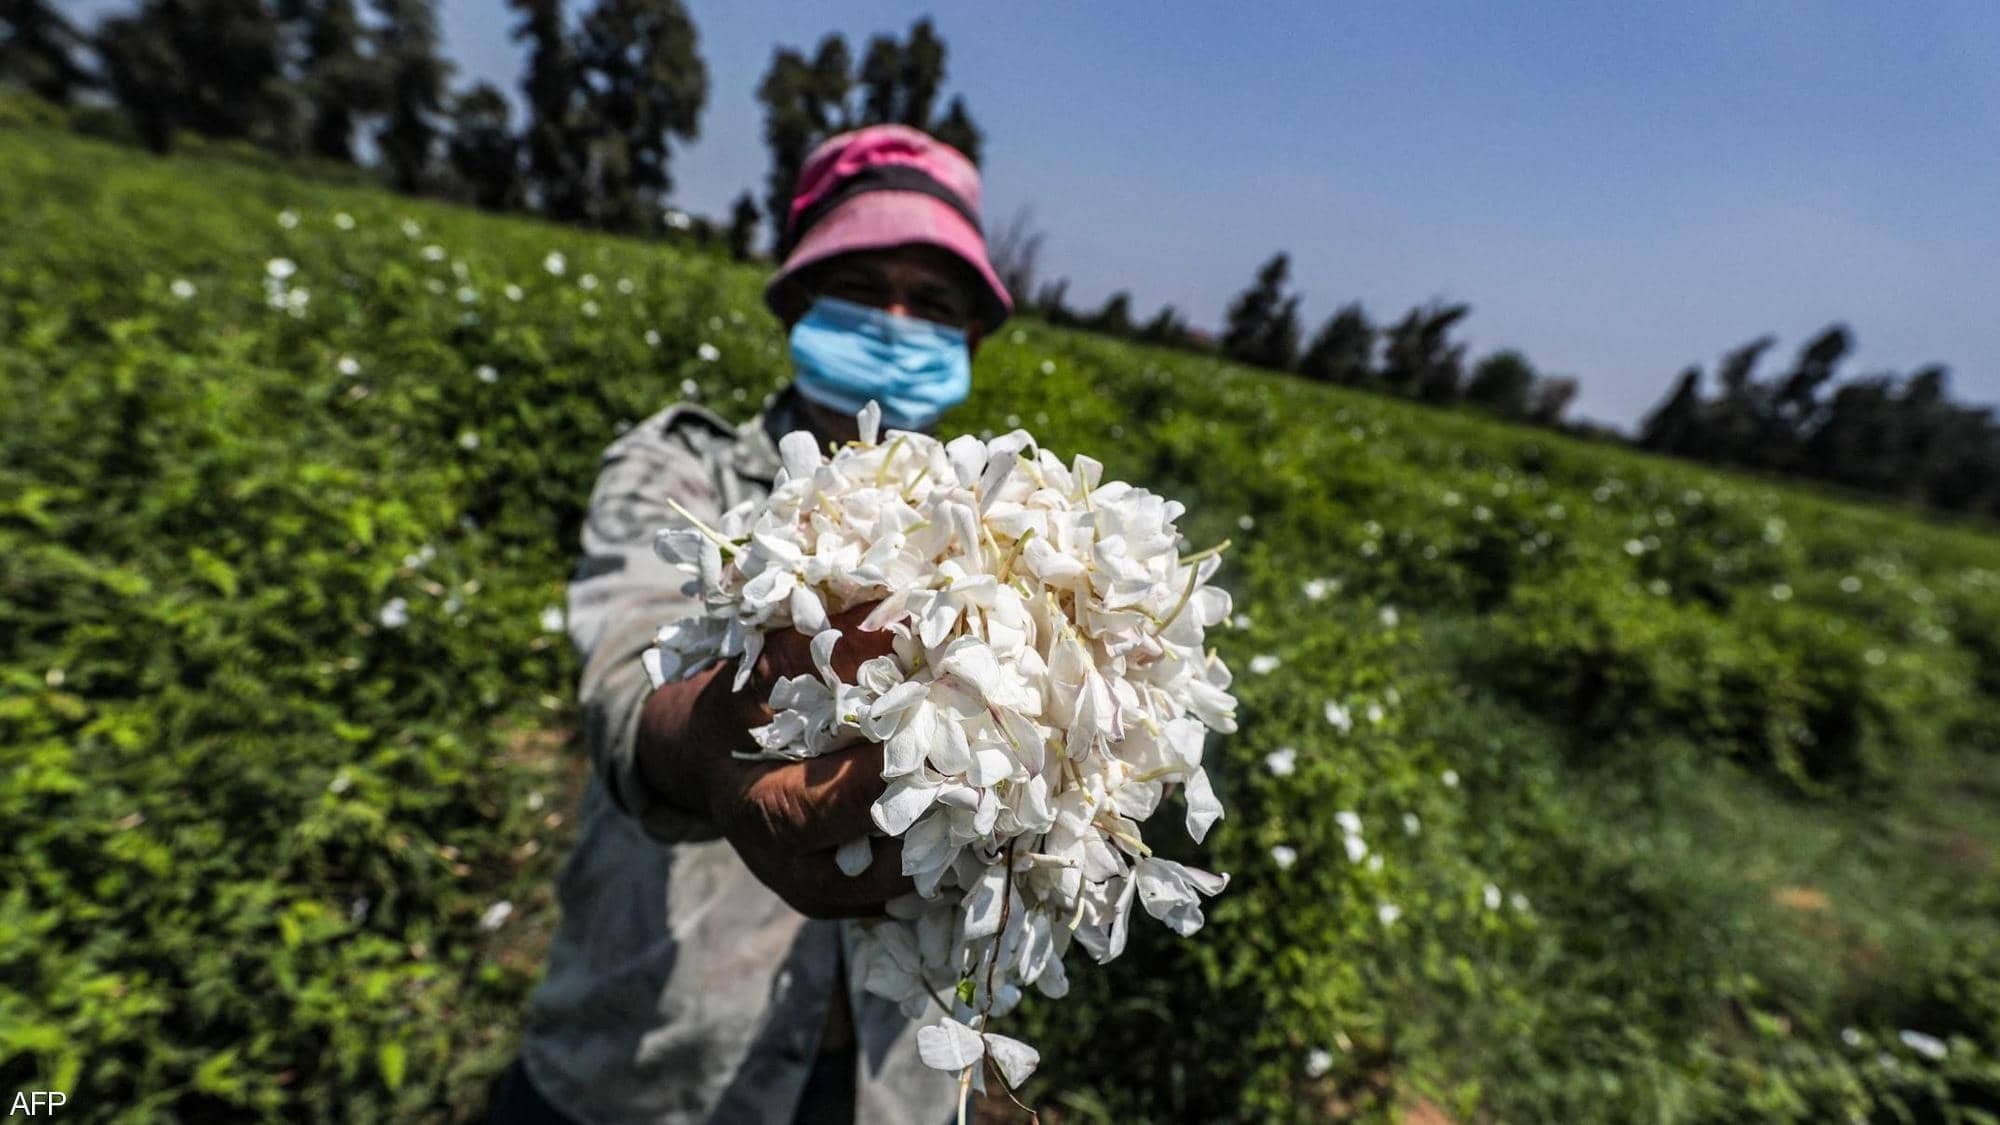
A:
[[378, 1040, 406, 1092]]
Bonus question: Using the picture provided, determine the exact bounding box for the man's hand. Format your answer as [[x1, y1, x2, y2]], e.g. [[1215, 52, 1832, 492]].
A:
[[635, 603, 914, 918]]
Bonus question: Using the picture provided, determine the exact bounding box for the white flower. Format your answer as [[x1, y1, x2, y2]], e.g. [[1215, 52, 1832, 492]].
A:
[[479, 901, 514, 931], [1441, 769, 1460, 789], [1248, 654, 1280, 675], [680, 378, 700, 398], [458, 431, 481, 451], [169, 278, 196, 299], [334, 212, 355, 231], [1231, 613, 1252, 630], [1304, 1048, 1333, 1078], [1377, 605, 1399, 629], [645, 329, 663, 347], [266, 257, 297, 281], [336, 355, 361, 376], [1770, 583, 1793, 601], [697, 342, 721, 362], [378, 597, 410, 629], [1401, 812, 1421, 836], [1509, 892, 1531, 913], [581, 300, 599, 317], [1324, 701, 1352, 733], [617, 277, 635, 295], [1039, 359, 1056, 375], [1302, 577, 1331, 601], [1841, 1027, 1863, 1048], [1624, 538, 1645, 556], [1365, 702, 1386, 725], [1899, 1030, 1947, 1060], [422, 244, 446, 262], [400, 218, 422, 239], [1270, 845, 1297, 870], [1377, 902, 1402, 926], [543, 250, 566, 276], [457, 286, 477, 303], [1264, 746, 1296, 777], [328, 770, 353, 794], [540, 605, 565, 633], [476, 364, 498, 384], [1237, 514, 1255, 530], [578, 272, 598, 290], [504, 284, 524, 302], [642, 409, 1236, 1075], [1840, 575, 1862, 594], [1483, 883, 1502, 910], [277, 209, 299, 229]]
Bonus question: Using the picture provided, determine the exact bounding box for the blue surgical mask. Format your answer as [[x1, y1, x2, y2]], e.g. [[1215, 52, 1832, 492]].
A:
[[789, 296, 971, 431]]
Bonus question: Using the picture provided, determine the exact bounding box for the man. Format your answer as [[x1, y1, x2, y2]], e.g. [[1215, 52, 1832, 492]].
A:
[[487, 125, 1014, 1124]]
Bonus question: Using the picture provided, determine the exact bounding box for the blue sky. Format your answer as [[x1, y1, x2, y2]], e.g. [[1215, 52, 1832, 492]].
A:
[[75, 1, 2000, 426]]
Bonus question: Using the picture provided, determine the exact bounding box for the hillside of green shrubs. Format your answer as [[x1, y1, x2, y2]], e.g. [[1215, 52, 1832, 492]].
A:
[[4, 124, 1997, 1123]]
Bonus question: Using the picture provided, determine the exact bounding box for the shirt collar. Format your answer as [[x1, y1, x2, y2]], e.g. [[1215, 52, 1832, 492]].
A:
[[731, 384, 804, 485]]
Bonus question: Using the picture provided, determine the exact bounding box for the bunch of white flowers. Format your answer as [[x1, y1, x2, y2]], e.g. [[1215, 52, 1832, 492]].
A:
[[643, 402, 1235, 1098]]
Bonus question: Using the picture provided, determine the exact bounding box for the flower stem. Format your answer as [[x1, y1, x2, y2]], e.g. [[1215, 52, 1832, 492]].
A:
[[663, 497, 741, 557]]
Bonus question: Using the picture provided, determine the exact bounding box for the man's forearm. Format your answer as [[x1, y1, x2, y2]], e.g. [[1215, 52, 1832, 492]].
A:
[[633, 660, 754, 817]]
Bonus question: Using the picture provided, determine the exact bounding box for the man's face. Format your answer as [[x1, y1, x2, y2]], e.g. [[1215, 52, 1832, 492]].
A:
[[793, 245, 982, 335], [785, 244, 985, 442]]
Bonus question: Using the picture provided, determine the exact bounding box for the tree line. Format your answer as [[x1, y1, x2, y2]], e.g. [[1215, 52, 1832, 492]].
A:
[[1638, 328, 2000, 518], [1021, 251, 1581, 430], [0, 1, 978, 255], [4, 3, 1994, 518]]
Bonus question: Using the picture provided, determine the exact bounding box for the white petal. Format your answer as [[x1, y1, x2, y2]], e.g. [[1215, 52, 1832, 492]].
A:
[[872, 775, 940, 835], [916, 1017, 985, 1072], [960, 863, 1009, 940], [835, 836, 875, 876], [1183, 767, 1224, 844], [779, 429, 822, 481], [982, 1032, 1040, 1088]]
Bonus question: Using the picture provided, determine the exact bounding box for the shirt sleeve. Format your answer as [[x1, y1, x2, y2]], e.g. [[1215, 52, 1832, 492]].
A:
[[565, 410, 731, 845]]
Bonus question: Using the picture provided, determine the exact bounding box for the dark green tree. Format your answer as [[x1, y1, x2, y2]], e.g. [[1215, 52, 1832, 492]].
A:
[[1, 0, 93, 102], [573, 0, 707, 232], [96, 0, 291, 152], [1088, 291, 1134, 337], [1222, 253, 1300, 370], [756, 40, 841, 243], [510, 0, 584, 220], [371, 0, 450, 193], [726, 191, 760, 260], [929, 94, 981, 164], [1379, 301, 1469, 400], [1464, 350, 1538, 418], [1297, 302, 1374, 385], [1639, 367, 1704, 455], [1034, 278, 1073, 326], [446, 82, 520, 210], [1139, 304, 1189, 347], [289, 0, 377, 163], [1526, 375, 1578, 426]]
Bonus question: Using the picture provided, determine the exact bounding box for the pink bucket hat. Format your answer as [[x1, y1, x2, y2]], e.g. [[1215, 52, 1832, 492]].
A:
[[765, 124, 1013, 333]]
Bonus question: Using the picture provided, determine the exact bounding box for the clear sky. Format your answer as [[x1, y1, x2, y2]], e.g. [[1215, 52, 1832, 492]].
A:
[[74, 1, 2000, 427]]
